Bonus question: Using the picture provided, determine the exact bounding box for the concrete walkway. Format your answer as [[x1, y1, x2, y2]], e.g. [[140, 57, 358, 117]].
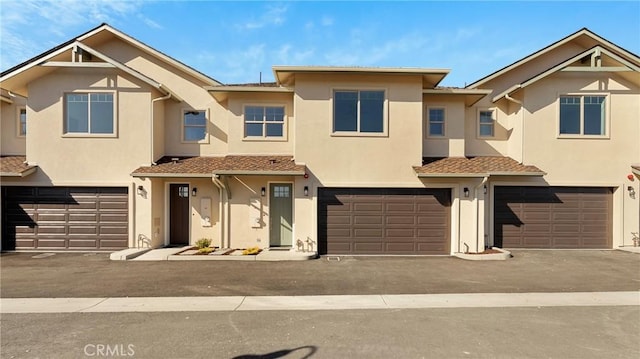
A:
[[2, 291, 638, 314]]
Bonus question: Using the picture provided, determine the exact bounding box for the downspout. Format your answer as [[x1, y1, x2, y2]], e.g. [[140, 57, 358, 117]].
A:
[[504, 92, 524, 163], [475, 176, 489, 252], [212, 175, 226, 248], [222, 176, 232, 248], [150, 93, 172, 165]]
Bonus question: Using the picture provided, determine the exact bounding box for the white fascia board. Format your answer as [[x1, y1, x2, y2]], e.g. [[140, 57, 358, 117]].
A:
[[77, 24, 221, 86]]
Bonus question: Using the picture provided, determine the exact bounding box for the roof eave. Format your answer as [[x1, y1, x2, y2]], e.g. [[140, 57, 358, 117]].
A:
[[130, 172, 213, 178], [212, 170, 306, 176], [0, 167, 37, 177]]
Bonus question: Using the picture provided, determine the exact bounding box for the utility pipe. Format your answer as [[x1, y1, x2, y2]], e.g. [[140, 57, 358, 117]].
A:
[[150, 94, 172, 165], [212, 176, 226, 248], [474, 177, 489, 252]]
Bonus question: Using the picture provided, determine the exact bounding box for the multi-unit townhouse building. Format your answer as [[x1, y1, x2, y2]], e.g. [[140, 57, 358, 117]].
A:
[[1, 24, 638, 255]]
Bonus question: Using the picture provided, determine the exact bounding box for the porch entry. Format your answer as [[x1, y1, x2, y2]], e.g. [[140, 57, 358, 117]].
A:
[[269, 183, 293, 247], [169, 184, 190, 246]]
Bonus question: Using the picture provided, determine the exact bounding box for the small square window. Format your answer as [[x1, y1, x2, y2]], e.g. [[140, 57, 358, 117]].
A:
[[478, 110, 495, 137], [183, 110, 207, 142], [427, 107, 445, 137]]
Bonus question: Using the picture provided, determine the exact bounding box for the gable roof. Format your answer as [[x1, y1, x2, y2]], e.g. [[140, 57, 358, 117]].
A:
[[492, 45, 640, 102], [1, 23, 220, 93], [467, 28, 640, 90], [0, 41, 182, 101]]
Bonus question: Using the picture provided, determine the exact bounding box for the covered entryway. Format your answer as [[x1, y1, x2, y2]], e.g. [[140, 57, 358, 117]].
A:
[[169, 184, 190, 246], [494, 186, 613, 248], [1, 186, 128, 250], [318, 188, 451, 255]]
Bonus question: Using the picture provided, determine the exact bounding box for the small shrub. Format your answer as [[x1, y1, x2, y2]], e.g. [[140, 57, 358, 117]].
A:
[[197, 247, 214, 255], [242, 246, 261, 255], [195, 238, 212, 249]]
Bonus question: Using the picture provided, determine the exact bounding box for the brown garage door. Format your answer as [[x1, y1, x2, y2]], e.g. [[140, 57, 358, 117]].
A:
[[1, 187, 129, 250], [494, 186, 612, 249], [318, 188, 451, 255]]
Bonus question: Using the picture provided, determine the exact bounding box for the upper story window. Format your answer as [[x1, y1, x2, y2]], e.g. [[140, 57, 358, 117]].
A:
[[427, 107, 445, 137], [183, 110, 207, 142], [333, 90, 385, 134], [64, 93, 114, 135], [559, 95, 606, 136], [18, 107, 26, 136], [478, 109, 495, 138], [244, 105, 285, 138]]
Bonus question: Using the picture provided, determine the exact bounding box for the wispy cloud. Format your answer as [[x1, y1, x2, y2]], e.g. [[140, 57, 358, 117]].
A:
[[0, 0, 157, 70], [237, 3, 288, 30]]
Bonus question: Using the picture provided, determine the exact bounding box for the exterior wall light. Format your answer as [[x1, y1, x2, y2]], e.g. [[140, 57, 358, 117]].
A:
[[304, 186, 309, 196], [483, 185, 487, 194], [192, 187, 197, 196], [463, 187, 470, 198], [261, 187, 266, 196], [136, 185, 145, 196], [628, 186, 636, 199]]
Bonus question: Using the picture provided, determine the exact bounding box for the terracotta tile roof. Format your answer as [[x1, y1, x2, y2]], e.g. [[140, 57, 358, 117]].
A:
[[0, 155, 37, 177], [414, 157, 545, 177], [131, 155, 305, 177]]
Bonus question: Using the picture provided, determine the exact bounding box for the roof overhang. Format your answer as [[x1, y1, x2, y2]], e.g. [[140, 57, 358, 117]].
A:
[[0, 41, 183, 101], [205, 85, 294, 102], [423, 88, 492, 107], [468, 28, 640, 89], [1, 167, 38, 177], [632, 165, 640, 177], [212, 170, 306, 176], [415, 171, 546, 178], [273, 66, 450, 88], [492, 46, 640, 103], [131, 173, 213, 178]]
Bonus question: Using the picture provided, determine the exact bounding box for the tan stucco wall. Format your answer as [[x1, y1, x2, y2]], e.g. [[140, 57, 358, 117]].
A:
[[293, 73, 425, 186], [225, 92, 294, 155], [422, 98, 467, 157], [25, 68, 153, 185], [1, 96, 26, 155], [508, 72, 639, 247]]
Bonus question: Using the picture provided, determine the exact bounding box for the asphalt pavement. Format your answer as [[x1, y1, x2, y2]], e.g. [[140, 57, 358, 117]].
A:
[[1, 250, 639, 298]]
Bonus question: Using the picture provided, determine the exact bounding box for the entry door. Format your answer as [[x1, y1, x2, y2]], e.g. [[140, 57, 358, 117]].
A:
[[169, 184, 190, 245], [269, 183, 293, 247]]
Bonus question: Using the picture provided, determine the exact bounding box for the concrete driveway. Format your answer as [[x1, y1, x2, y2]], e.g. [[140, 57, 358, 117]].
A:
[[1, 250, 638, 298]]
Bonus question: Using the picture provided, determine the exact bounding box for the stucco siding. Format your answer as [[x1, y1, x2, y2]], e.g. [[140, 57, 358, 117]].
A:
[[0, 98, 26, 155]]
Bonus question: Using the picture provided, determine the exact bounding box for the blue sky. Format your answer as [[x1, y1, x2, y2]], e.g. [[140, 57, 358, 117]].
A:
[[1, 1, 639, 87]]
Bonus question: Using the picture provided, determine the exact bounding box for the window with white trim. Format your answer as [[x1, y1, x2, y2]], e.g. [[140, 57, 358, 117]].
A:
[[333, 90, 385, 134], [183, 110, 207, 142], [478, 109, 495, 137], [18, 107, 26, 136], [427, 107, 445, 137], [64, 93, 114, 134], [244, 105, 285, 138], [559, 95, 606, 136]]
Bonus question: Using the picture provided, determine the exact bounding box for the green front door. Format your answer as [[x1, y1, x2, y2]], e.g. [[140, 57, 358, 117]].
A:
[[269, 183, 293, 247]]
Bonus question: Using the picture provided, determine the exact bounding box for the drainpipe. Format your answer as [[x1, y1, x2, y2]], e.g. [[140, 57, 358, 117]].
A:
[[475, 176, 489, 252], [504, 92, 524, 163], [150, 94, 172, 165], [212, 175, 227, 248]]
